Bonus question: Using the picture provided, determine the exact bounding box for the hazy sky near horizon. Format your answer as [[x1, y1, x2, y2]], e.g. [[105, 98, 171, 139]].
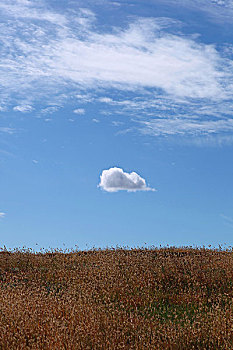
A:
[[0, 0, 233, 249]]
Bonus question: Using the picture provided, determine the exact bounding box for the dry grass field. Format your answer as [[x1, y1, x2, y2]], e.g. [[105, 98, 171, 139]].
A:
[[0, 246, 232, 349]]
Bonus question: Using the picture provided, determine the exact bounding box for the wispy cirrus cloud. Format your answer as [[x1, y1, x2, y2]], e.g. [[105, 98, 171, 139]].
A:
[[0, 1, 229, 99], [138, 117, 233, 136], [0, 127, 15, 134], [220, 213, 233, 228], [210, 0, 233, 8], [41, 106, 60, 115], [1, 0, 233, 140], [13, 104, 34, 112], [157, 0, 233, 14]]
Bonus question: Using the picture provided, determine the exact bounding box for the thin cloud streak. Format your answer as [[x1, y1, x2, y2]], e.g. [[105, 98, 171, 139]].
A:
[[13, 105, 34, 112], [0, 127, 15, 134], [138, 118, 233, 136]]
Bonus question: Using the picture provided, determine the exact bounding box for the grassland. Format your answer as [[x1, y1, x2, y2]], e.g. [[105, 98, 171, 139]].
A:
[[0, 246, 232, 349]]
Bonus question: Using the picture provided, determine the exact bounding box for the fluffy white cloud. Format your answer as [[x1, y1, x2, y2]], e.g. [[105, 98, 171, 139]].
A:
[[98, 167, 155, 192], [0, 212, 6, 218]]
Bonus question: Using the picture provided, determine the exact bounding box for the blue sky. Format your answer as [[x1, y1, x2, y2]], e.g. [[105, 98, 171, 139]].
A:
[[0, 0, 233, 249]]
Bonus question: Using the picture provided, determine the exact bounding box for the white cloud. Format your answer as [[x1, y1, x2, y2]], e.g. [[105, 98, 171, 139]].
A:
[[220, 213, 233, 223], [220, 213, 233, 228], [138, 117, 233, 136], [75, 94, 94, 103], [99, 97, 113, 103], [41, 106, 59, 114], [0, 0, 67, 26], [160, 0, 233, 15], [98, 167, 155, 192], [92, 118, 99, 123], [13, 104, 33, 112], [1, 1, 233, 140], [112, 121, 124, 126], [0, 212, 6, 218], [0, 127, 15, 134], [0, 3, 230, 101], [73, 108, 85, 115], [211, 0, 233, 7], [51, 27, 224, 100]]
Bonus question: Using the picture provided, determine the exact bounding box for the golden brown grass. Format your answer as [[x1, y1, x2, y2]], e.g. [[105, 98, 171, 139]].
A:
[[0, 246, 232, 349]]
